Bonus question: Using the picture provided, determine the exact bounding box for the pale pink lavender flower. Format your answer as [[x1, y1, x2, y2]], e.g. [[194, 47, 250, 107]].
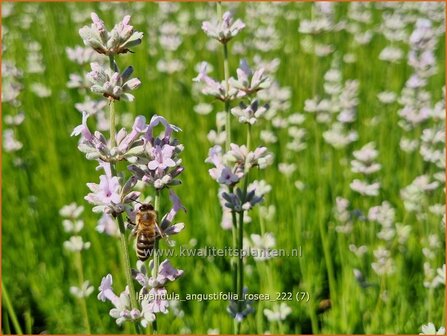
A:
[[333, 197, 354, 234], [260, 130, 277, 144], [30, 83, 51, 97], [72, 114, 147, 162], [87, 63, 141, 101], [350, 179, 380, 197], [98, 275, 142, 325], [3, 129, 22, 152], [371, 246, 395, 276], [286, 127, 307, 152], [4, 112, 25, 126], [263, 302, 292, 322], [206, 145, 243, 186], [62, 219, 84, 234], [201, 11, 245, 44], [349, 244, 368, 257], [323, 123, 358, 149], [231, 99, 269, 125], [434, 264, 446, 286], [193, 102, 213, 115], [79, 13, 143, 56], [146, 288, 169, 314], [226, 143, 273, 171], [70, 281, 94, 298], [59, 202, 84, 218], [368, 201, 395, 228], [400, 175, 440, 213], [133, 259, 183, 290], [377, 91, 397, 104], [63, 236, 91, 252], [278, 163, 297, 177], [129, 259, 182, 318], [351, 142, 381, 175], [229, 60, 271, 97], [2, 80, 22, 105], [97, 213, 119, 236], [420, 323, 445, 335], [244, 233, 276, 262], [247, 180, 272, 198], [128, 115, 183, 190], [84, 162, 140, 216], [193, 62, 237, 101], [379, 46, 403, 63]]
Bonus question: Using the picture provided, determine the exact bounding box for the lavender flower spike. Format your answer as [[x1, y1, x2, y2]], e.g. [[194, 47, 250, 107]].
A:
[[85, 162, 140, 216], [229, 60, 271, 97], [79, 13, 143, 56], [87, 63, 141, 101], [202, 11, 245, 44], [128, 115, 184, 190]]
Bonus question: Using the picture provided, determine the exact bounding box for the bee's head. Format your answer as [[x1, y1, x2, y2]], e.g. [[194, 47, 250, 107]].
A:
[[139, 203, 154, 212]]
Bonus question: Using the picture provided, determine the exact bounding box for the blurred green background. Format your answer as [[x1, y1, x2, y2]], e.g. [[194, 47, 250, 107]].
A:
[[2, 2, 445, 334]]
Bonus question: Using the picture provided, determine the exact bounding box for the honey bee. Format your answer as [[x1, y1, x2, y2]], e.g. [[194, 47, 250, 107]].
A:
[[127, 202, 166, 261]]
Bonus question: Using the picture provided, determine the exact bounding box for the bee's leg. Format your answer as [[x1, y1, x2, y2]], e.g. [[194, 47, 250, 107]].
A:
[[126, 217, 138, 236], [154, 223, 175, 247]]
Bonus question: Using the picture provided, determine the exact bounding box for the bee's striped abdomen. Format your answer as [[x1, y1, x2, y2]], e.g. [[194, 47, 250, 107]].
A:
[[136, 226, 156, 261]]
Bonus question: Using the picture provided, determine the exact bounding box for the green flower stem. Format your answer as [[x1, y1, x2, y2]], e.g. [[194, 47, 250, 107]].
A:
[[314, 121, 336, 302], [151, 190, 161, 334], [2, 281, 23, 335], [116, 213, 141, 334], [74, 251, 91, 334], [225, 99, 232, 151], [218, 2, 232, 151], [236, 124, 252, 334], [223, 45, 231, 152], [216, 4, 239, 332], [108, 96, 140, 334], [117, 214, 138, 307], [109, 55, 117, 147], [236, 209, 244, 335], [230, 186, 238, 298], [109, 99, 116, 147]]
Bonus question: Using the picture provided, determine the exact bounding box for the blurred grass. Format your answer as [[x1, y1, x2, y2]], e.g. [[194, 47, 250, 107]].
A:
[[2, 2, 446, 334]]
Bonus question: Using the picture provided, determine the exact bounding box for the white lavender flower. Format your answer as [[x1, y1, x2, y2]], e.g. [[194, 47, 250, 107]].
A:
[[350, 179, 380, 197], [3, 129, 23, 152], [420, 323, 445, 335], [87, 63, 141, 101], [244, 233, 276, 261], [79, 13, 143, 56], [59, 202, 84, 218], [231, 99, 269, 125], [201, 11, 245, 44], [263, 303, 292, 322], [371, 247, 395, 276], [229, 60, 271, 97], [70, 281, 94, 298], [63, 236, 91, 252]]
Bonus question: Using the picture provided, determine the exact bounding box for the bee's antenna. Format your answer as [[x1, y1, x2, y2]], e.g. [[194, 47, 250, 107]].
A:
[[130, 197, 143, 205]]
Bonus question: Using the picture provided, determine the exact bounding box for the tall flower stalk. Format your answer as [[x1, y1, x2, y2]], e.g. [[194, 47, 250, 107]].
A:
[[60, 203, 93, 334], [196, 5, 272, 333], [72, 12, 185, 332]]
